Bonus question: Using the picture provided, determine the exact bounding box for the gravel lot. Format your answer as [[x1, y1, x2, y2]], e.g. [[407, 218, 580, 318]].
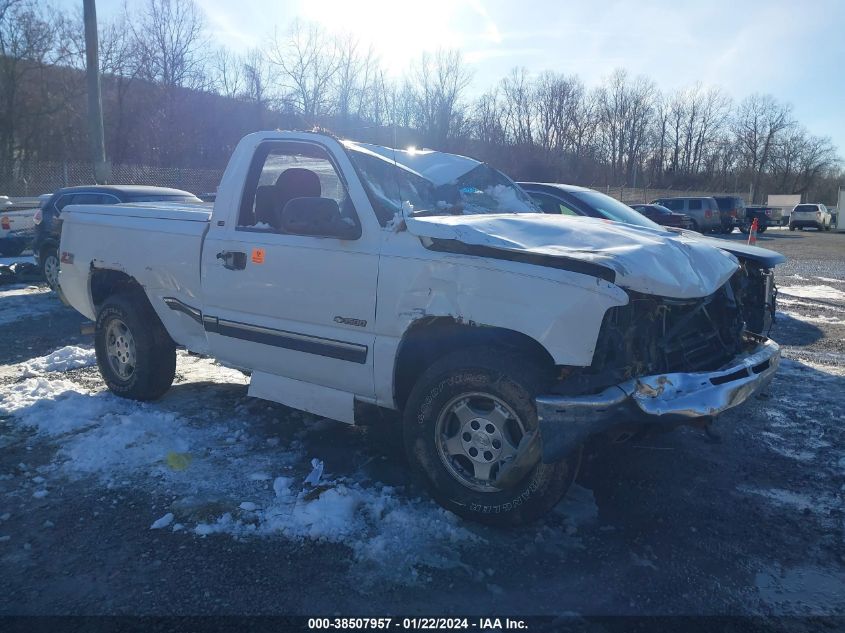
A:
[[0, 230, 843, 622]]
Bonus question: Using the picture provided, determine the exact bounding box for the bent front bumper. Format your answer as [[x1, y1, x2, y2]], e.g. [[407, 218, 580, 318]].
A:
[[536, 333, 780, 463]]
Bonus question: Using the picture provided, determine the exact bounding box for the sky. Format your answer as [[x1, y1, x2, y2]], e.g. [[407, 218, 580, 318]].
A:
[[64, 0, 845, 154]]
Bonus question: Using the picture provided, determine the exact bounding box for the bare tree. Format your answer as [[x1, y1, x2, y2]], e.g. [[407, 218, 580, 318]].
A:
[[133, 0, 207, 90], [211, 47, 243, 99], [409, 49, 472, 147], [597, 69, 656, 185], [267, 20, 340, 125], [0, 0, 60, 169], [733, 93, 793, 201], [500, 67, 534, 147]]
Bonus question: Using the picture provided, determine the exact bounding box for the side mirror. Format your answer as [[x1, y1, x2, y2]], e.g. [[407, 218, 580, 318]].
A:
[[278, 197, 360, 239]]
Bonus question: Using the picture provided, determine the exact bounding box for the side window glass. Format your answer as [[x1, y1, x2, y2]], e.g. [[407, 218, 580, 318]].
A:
[[239, 145, 353, 232], [529, 193, 580, 216], [530, 192, 561, 214], [54, 195, 75, 212], [662, 200, 682, 211], [688, 199, 702, 211], [71, 193, 105, 205]]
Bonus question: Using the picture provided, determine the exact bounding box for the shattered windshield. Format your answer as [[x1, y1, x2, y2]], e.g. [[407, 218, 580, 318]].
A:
[[347, 146, 539, 224]]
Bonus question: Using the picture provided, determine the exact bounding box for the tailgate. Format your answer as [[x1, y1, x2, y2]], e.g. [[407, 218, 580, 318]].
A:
[[0, 210, 36, 238]]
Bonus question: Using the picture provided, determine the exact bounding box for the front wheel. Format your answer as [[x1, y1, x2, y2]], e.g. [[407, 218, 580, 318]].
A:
[[95, 293, 176, 401], [403, 348, 580, 526]]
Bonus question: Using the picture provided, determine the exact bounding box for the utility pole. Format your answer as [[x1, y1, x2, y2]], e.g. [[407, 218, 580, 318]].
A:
[[83, 0, 109, 183]]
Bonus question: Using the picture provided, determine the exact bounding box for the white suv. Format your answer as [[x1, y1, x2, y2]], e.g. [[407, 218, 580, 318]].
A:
[[790, 203, 832, 231]]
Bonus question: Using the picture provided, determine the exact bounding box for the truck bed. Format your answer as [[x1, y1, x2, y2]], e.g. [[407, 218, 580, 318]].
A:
[[58, 202, 213, 353]]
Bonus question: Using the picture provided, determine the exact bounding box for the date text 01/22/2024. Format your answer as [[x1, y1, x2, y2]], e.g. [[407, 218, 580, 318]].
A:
[[307, 618, 528, 630]]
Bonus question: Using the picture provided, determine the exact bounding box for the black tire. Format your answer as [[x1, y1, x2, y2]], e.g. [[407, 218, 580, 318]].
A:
[[94, 293, 176, 401], [758, 225, 767, 233], [689, 220, 700, 232], [40, 246, 60, 291], [789, 225, 795, 231], [739, 225, 749, 234], [403, 348, 580, 526]]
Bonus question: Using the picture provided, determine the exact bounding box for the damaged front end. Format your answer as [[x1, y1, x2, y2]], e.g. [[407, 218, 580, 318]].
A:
[[537, 274, 780, 463]]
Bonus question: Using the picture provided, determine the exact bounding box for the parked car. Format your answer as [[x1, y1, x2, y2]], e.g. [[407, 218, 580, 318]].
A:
[[742, 206, 783, 233], [789, 203, 832, 231], [33, 185, 202, 290], [56, 132, 780, 525], [0, 197, 44, 256], [712, 196, 747, 233], [650, 196, 722, 233], [628, 203, 694, 230], [518, 182, 784, 335]]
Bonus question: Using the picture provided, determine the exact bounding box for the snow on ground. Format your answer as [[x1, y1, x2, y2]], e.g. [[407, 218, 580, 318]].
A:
[[777, 285, 845, 301], [777, 297, 845, 312], [0, 347, 500, 584], [0, 284, 61, 326], [781, 311, 845, 327], [816, 277, 844, 285], [19, 345, 96, 376]]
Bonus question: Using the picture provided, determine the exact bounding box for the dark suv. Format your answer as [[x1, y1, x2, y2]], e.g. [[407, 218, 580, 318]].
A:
[[33, 185, 202, 290], [712, 196, 746, 233]]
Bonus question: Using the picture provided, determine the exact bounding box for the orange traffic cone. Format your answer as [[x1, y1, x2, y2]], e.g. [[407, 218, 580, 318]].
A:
[[747, 217, 758, 245]]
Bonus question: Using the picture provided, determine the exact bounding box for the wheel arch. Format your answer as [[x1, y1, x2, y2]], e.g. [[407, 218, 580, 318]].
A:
[[89, 268, 149, 312], [392, 316, 556, 411]]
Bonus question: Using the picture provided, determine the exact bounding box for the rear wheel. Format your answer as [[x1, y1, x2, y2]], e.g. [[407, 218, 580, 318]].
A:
[[403, 348, 580, 526], [789, 224, 795, 231], [40, 246, 60, 291], [758, 225, 767, 233], [95, 293, 176, 401], [689, 220, 700, 232]]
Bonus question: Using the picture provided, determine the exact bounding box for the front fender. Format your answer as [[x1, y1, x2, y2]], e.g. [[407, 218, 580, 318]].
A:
[[377, 241, 629, 368]]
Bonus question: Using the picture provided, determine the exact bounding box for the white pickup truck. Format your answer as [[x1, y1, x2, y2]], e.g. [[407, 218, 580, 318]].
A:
[[0, 196, 45, 256], [58, 131, 780, 525]]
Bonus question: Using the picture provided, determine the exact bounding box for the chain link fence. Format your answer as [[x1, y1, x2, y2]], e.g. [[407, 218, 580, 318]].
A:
[[602, 186, 749, 204], [0, 160, 224, 197]]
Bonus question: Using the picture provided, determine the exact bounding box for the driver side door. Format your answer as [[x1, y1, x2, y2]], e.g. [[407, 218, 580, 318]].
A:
[[201, 140, 379, 398]]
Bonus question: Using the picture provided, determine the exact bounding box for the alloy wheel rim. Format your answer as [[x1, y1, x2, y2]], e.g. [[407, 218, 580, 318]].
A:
[[435, 392, 527, 493], [105, 318, 136, 380], [44, 255, 59, 288]]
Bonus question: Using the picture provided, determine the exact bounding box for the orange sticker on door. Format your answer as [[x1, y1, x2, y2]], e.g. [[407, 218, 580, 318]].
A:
[[251, 248, 265, 264]]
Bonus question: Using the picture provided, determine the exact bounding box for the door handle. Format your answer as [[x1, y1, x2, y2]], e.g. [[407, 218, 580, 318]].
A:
[[216, 251, 247, 270]]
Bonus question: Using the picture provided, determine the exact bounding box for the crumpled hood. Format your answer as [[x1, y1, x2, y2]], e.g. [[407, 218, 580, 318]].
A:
[[405, 213, 740, 299]]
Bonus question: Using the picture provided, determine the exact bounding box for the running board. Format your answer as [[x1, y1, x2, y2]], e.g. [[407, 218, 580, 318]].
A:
[[247, 371, 356, 424]]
